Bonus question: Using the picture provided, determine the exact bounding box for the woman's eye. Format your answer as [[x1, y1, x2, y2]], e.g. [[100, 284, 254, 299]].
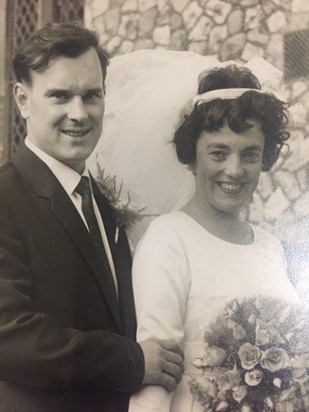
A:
[[209, 151, 227, 161], [243, 151, 260, 162]]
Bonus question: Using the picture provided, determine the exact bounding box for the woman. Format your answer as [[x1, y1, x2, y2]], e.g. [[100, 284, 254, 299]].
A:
[[129, 65, 304, 411]]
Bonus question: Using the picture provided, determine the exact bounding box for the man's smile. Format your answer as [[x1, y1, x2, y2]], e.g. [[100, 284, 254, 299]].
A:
[[61, 128, 91, 137]]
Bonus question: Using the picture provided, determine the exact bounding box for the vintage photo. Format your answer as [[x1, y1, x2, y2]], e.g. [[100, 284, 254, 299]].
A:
[[0, 1, 308, 411]]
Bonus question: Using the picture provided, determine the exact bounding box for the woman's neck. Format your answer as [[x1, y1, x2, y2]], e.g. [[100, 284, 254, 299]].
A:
[[181, 194, 253, 245]]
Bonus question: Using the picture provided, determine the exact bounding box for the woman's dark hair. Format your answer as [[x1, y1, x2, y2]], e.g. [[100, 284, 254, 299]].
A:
[[13, 22, 109, 85], [173, 65, 290, 171]]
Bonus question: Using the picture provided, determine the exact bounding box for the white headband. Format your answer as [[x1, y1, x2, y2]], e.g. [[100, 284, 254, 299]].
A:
[[192, 88, 265, 106]]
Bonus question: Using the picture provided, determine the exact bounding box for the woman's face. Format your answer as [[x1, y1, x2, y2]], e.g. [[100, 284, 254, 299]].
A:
[[192, 120, 264, 215]]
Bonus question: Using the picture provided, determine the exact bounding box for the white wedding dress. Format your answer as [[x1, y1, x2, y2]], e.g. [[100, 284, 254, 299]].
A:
[[129, 211, 300, 411]]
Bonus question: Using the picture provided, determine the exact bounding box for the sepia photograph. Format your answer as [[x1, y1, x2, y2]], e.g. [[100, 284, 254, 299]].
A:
[[0, 0, 308, 411]]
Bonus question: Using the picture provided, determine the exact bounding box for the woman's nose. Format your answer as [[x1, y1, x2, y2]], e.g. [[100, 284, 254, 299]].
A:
[[224, 155, 244, 178], [67, 97, 88, 121]]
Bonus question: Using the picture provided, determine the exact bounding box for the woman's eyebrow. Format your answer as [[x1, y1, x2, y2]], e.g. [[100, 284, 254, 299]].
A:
[[207, 143, 229, 149], [243, 145, 263, 151]]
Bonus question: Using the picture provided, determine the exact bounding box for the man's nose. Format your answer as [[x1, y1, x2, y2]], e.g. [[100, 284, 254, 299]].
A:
[[67, 97, 88, 121], [224, 155, 244, 178]]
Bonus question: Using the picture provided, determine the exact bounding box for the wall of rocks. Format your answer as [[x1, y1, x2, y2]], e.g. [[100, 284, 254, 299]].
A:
[[85, 0, 309, 245]]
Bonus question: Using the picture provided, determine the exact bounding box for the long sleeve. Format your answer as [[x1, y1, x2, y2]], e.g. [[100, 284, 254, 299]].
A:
[[130, 218, 191, 411], [0, 185, 144, 394]]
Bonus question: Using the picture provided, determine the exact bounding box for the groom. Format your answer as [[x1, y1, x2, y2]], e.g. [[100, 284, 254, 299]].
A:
[[0, 22, 183, 411]]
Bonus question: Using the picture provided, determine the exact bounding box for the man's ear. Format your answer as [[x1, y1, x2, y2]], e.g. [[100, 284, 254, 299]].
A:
[[188, 163, 196, 176], [13, 82, 30, 119]]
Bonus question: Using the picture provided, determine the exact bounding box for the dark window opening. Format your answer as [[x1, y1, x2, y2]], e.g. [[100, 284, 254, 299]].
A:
[[284, 29, 309, 79]]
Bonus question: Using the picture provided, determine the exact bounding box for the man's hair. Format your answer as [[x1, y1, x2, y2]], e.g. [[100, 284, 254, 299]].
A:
[[13, 21, 109, 84], [173, 65, 290, 172]]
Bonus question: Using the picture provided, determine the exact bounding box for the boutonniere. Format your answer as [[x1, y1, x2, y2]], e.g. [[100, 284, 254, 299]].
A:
[[96, 165, 154, 232]]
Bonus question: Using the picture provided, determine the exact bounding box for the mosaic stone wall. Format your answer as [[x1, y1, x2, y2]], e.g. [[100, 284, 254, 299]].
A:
[[85, 0, 309, 244]]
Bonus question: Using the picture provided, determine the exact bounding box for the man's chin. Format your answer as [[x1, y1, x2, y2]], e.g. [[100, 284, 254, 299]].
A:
[[59, 156, 86, 173]]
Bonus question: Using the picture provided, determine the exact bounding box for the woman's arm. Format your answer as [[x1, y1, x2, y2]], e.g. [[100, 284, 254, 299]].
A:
[[130, 217, 191, 411]]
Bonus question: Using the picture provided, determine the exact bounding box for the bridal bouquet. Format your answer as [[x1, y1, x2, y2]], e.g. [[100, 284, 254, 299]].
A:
[[189, 297, 309, 412]]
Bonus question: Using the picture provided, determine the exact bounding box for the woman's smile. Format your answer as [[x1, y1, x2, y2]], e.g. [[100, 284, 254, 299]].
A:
[[193, 120, 264, 215], [217, 180, 246, 194]]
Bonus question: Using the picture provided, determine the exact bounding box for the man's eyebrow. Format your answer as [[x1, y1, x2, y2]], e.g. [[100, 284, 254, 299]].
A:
[[44, 88, 70, 96], [84, 88, 103, 94], [44, 87, 103, 96]]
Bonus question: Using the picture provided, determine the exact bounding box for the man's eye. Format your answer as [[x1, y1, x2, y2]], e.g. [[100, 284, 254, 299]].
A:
[[50, 92, 69, 100], [84, 92, 102, 102]]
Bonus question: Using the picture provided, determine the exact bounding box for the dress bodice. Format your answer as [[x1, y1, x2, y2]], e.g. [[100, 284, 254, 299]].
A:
[[130, 211, 299, 412]]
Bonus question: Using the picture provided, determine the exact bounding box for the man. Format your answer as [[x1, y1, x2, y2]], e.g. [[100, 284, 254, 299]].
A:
[[0, 22, 183, 411]]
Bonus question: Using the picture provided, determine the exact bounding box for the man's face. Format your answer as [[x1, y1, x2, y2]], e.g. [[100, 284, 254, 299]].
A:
[[15, 48, 105, 173]]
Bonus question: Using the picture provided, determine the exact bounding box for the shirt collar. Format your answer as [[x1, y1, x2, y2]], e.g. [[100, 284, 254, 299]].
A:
[[25, 137, 90, 196]]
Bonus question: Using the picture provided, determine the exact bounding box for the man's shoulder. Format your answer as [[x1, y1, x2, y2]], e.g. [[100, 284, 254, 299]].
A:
[[0, 160, 18, 183], [0, 159, 29, 195], [0, 159, 14, 172]]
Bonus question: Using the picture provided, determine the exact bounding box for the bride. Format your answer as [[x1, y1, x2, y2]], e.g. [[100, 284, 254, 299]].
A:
[[91, 52, 307, 411], [129, 65, 305, 411]]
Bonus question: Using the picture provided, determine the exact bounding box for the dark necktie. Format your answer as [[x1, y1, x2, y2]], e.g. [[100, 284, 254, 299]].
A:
[[75, 176, 117, 298]]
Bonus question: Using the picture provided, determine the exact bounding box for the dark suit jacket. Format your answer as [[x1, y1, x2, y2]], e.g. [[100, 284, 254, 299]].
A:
[[0, 143, 144, 411]]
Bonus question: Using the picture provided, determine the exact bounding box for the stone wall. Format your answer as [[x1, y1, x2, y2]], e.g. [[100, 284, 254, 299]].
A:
[[85, 0, 309, 244]]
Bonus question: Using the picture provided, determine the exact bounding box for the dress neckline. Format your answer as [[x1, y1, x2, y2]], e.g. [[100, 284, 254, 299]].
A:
[[174, 210, 256, 247]]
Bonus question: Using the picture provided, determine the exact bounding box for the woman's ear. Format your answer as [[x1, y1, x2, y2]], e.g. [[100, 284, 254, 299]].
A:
[[13, 82, 30, 119]]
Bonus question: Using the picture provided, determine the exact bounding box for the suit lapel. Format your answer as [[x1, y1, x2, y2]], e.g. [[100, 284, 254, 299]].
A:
[[13, 144, 123, 332], [91, 178, 117, 249], [50, 191, 122, 332], [93, 179, 137, 339]]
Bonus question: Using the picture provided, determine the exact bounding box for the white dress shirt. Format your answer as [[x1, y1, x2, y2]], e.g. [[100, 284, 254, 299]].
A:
[[25, 137, 118, 295]]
